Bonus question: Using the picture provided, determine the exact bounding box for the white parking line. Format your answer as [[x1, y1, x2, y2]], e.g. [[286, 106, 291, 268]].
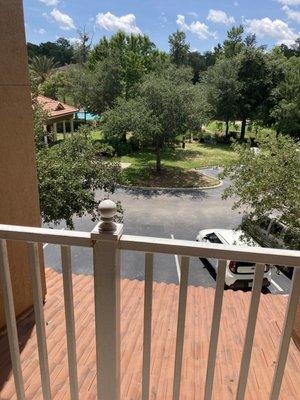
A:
[[270, 279, 284, 292], [43, 228, 65, 249], [171, 234, 181, 283]]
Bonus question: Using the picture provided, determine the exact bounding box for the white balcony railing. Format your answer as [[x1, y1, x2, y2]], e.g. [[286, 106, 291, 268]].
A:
[[0, 200, 299, 400]]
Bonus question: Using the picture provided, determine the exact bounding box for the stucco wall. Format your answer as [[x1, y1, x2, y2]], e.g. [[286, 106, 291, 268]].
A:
[[0, 0, 46, 329]]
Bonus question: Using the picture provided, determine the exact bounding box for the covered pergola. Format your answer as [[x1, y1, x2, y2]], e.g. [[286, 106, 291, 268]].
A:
[[37, 95, 78, 144]]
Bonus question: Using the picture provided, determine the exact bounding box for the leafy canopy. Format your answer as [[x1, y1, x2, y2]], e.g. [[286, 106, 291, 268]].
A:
[[221, 134, 300, 247], [37, 133, 121, 228]]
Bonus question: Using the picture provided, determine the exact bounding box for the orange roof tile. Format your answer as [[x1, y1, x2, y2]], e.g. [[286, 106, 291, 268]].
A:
[[37, 95, 78, 120]]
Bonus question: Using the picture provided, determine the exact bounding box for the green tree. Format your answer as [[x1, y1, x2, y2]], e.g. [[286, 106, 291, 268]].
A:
[[29, 55, 58, 83], [27, 38, 74, 66], [202, 59, 240, 137], [36, 133, 121, 228], [169, 30, 190, 66], [89, 31, 161, 98], [221, 134, 300, 248], [223, 25, 245, 58], [64, 65, 92, 110], [102, 67, 210, 172], [39, 70, 68, 100], [236, 48, 272, 139], [271, 56, 300, 136], [88, 58, 124, 114]]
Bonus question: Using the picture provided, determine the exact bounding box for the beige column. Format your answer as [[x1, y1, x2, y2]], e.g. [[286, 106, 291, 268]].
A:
[[43, 124, 48, 146], [53, 122, 57, 141], [0, 0, 46, 329], [70, 119, 74, 135]]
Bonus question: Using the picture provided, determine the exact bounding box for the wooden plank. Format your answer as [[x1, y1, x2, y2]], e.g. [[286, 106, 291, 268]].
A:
[[61, 246, 79, 400], [269, 267, 300, 400], [1, 268, 300, 400], [142, 253, 154, 400], [236, 263, 265, 400], [204, 259, 227, 400], [172, 256, 190, 400], [27, 242, 51, 400], [0, 240, 25, 400]]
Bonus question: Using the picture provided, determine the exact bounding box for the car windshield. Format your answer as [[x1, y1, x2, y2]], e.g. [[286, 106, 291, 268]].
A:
[[205, 233, 222, 244]]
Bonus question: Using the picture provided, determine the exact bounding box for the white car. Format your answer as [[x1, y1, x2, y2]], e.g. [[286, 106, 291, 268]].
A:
[[196, 229, 271, 288]]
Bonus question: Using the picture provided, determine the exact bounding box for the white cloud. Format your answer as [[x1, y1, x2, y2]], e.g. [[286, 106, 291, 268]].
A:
[[39, 0, 59, 5], [96, 12, 141, 34], [246, 17, 298, 44], [278, 0, 300, 5], [36, 28, 46, 35], [50, 8, 75, 30], [207, 9, 235, 25], [176, 15, 217, 39], [282, 5, 300, 23]]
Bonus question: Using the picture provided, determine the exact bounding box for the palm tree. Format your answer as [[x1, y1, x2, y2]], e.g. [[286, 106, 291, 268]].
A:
[[29, 55, 59, 83]]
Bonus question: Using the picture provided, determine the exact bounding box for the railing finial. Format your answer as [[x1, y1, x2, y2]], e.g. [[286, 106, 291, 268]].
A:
[[98, 199, 117, 233]]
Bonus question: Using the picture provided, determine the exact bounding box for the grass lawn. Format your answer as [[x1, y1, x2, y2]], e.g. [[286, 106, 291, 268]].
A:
[[120, 142, 237, 187]]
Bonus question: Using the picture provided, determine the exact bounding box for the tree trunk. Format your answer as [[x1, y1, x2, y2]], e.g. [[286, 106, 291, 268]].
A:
[[225, 119, 229, 140], [241, 118, 247, 140], [156, 147, 161, 174]]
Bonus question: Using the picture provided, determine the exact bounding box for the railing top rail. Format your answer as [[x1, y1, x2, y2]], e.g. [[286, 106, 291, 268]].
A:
[[0, 224, 92, 247], [120, 235, 300, 267], [0, 224, 299, 267]]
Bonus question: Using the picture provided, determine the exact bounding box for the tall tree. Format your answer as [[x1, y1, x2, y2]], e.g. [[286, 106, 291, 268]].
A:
[[236, 48, 272, 139], [88, 31, 161, 98], [223, 25, 245, 58], [102, 67, 210, 172], [169, 30, 190, 66], [202, 59, 240, 137], [271, 56, 300, 137]]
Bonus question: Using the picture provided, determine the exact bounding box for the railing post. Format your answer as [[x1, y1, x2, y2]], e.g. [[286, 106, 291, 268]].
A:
[[91, 200, 123, 400]]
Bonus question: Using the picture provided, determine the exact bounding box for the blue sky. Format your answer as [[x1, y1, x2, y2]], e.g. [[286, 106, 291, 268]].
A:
[[24, 0, 300, 52]]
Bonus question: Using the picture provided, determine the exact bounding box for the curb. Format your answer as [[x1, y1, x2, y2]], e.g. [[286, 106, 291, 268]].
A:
[[118, 170, 223, 192]]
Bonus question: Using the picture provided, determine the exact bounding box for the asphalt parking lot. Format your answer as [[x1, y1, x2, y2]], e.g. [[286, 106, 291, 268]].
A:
[[44, 168, 292, 295]]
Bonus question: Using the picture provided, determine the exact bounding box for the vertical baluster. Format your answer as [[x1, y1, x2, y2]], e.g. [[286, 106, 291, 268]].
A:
[[236, 263, 265, 400], [61, 245, 79, 400], [204, 259, 227, 400], [142, 253, 154, 400], [172, 256, 190, 400], [27, 242, 51, 400], [269, 267, 300, 400], [0, 240, 26, 400]]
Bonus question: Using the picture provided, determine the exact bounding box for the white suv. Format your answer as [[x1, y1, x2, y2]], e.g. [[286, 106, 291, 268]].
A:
[[196, 229, 271, 289]]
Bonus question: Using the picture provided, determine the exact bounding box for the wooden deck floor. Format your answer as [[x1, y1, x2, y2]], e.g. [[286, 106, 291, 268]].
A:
[[0, 268, 299, 399]]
